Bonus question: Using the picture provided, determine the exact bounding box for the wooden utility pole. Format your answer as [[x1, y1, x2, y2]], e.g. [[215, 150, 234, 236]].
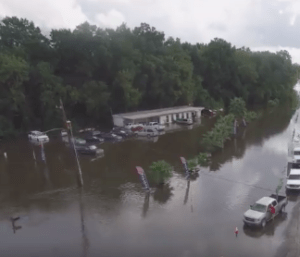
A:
[[59, 98, 83, 187]]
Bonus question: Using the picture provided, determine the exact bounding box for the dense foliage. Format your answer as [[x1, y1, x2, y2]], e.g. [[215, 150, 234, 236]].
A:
[[0, 16, 299, 137], [149, 160, 173, 184]]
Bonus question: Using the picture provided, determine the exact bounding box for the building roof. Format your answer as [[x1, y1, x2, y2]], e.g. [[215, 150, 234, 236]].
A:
[[290, 169, 300, 175], [113, 106, 204, 120], [256, 197, 275, 206]]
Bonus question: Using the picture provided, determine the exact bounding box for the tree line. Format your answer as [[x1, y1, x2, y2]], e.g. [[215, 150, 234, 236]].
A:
[[0, 16, 299, 138]]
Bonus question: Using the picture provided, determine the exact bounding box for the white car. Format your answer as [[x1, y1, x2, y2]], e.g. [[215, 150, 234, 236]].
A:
[[292, 147, 300, 163], [286, 168, 300, 190], [61, 129, 68, 137], [243, 194, 287, 227], [136, 128, 158, 137], [145, 122, 165, 131], [124, 123, 144, 130], [28, 131, 49, 142]]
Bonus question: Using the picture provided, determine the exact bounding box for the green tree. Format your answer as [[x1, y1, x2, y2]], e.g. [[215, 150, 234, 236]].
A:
[[229, 97, 247, 118]]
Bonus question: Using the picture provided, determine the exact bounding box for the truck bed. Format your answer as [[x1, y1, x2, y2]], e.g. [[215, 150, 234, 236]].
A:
[[270, 194, 286, 203]]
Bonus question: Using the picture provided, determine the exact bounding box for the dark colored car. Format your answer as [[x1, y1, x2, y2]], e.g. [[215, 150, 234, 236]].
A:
[[201, 109, 216, 117], [84, 136, 104, 144], [101, 133, 122, 142], [75, 145, 104, 156], [112, 127, 136, 138]]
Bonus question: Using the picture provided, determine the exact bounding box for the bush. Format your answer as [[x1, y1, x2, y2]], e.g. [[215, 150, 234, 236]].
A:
[[197, 152, 210, 166], [149, 160, 173, 184], [187, 158, 198, 170], [244, 111, 258, 122], [202, 113, 235, 150], [268, 99, 279, 107], [229, 97, 247, 118]]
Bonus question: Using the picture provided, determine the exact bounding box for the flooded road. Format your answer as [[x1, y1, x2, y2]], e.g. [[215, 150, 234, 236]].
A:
[[0, 103, 299, 257]]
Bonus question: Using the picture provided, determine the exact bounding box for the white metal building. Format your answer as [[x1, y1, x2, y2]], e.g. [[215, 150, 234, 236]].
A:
[[112, 106, 204, 127]]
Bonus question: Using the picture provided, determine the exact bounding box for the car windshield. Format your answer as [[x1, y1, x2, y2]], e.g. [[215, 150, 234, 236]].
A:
[[250, 203, 266, 213], [289, 174, 300, 180], [294, 151, 300, 155]]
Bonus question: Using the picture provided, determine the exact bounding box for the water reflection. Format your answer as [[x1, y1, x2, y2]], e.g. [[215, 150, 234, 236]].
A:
[[153, 184, 174, 204], [10, 217, 22, 234], [183, 180, 190, 205], [142, 191, 150, 218], [135, 136, 159, 143], [209, 106, 293, 172], [79, 188, 89, 257]]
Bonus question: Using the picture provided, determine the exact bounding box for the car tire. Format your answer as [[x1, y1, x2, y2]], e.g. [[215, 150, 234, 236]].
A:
[[261, 219, 266, 228], [279, 204, 285, 213]]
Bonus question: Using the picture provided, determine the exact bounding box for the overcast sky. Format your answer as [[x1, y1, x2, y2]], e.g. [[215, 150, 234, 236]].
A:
[[1, 0, 300, 63]]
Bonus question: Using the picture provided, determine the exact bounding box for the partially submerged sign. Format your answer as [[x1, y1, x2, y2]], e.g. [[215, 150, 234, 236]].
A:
[[180, 157, 190, 178], [136, 166, 150, 191]]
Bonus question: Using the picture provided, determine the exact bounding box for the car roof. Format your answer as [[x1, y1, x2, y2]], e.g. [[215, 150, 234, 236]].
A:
[[290, 169, 300, 175], [256, 197, 274, 206], [30, 130, 43, 134]]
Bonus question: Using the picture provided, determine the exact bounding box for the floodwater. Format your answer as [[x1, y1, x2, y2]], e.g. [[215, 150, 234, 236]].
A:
[[0, 103, 299, 257]]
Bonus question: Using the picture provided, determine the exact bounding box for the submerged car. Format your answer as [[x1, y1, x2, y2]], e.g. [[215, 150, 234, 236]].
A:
[[136, 128, 159, 137], [81, 134, 104, 144], [112, 127, 136, 138], [101, 133, 122, 142], [144, 122, 165, 131], [175, 118, 193, 125], [75, 145, 104, 156], [28, 131, 49, 142]]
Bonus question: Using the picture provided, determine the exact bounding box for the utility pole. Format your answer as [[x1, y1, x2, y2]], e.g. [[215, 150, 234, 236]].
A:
[[59, 98, 84, 187]]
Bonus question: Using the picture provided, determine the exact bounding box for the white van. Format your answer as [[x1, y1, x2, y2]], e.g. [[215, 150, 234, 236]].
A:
[[136, 128, 158, 137]]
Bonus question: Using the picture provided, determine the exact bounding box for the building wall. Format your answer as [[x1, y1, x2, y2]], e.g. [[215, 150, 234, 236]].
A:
[[159, 116, 167, 124], [113, 116, 124, 127]]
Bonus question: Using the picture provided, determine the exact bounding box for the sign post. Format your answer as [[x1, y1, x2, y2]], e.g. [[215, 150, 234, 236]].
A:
[[180, 157, 190, 179], [136, 166, 150, 191]]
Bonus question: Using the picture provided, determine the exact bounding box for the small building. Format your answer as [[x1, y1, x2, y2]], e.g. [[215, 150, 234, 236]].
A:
[[112, 106, 204, 127]]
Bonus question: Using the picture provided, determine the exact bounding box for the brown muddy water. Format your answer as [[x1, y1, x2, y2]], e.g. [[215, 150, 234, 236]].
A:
[[0, 104, 299, 257]]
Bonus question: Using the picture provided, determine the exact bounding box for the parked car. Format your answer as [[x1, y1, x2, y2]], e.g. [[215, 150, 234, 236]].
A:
[[84, 136, 104, 144], [131, 126, 144, 132], [61, 129, 68, 137], [112, 127, 135, 138], [201, 109, 216, 117], [243, 194, 288, 227], [75, 145, 104, 156], [136, 128, 159, 137], [101, 133, 122, 142], [292, 147, 300, 163], [124, 123, 144, 131], [63, 137, 86, 145], [118, 128, 137, 138], [144, 122, 165, 131], [286, 168, 300, 190], [176, 118, 193, 125], [28, 131, 49, 142]]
